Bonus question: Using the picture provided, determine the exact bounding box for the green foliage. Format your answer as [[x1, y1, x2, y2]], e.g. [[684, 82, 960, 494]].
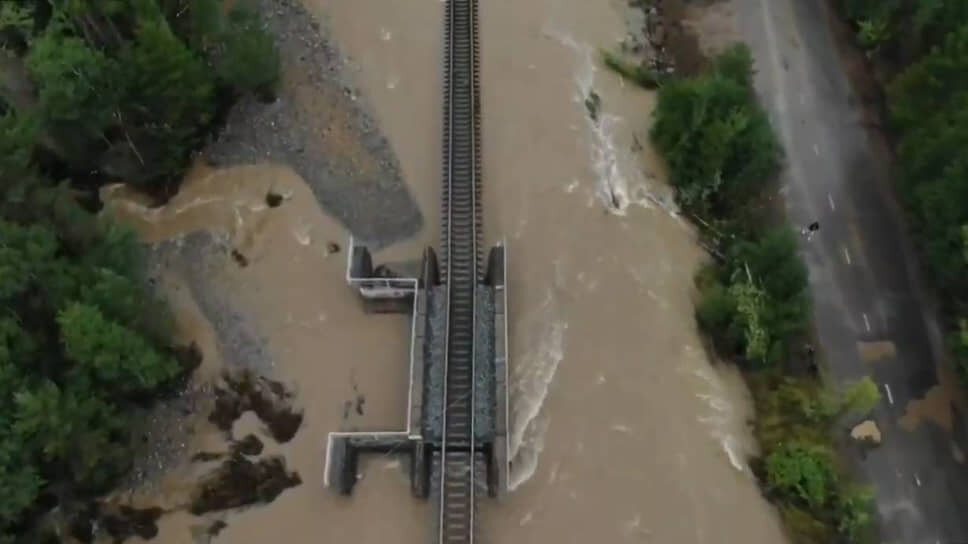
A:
[[187, 0, 224, 50], [0, 214, 183, 535], [11, 0, 277, 187], [678, 49, 806, 369], [652, 41, 872, 544], [0, 3, 34, 49], [0, 0, 247, 536], [766, 442, 837, 509], [841, 377, 881, 417], [841, 0, 968, 58], [651, 44, 780, 217], [883, 20, 968, 377], [602, 50, 663, 89], [696, 229, 809, 367], [712, 42, 755, 88], [58, 302, 180, 395], [779, 505, 831, 543], [13, 380, 131, 489], [748, 372, 876, 543], [26, 30, 119, 136], [0, 111, 38, 179], [857, 18, 892, 50], [776, 381, 840, 425], [0, 436, 43, 528], [837, 487, 875, 541], [729, 279, 770, 363], [210, 4, 280, 99], [115, 17, 216, 185], [954, 318, 968, 383], [0, 219, 59, 301]]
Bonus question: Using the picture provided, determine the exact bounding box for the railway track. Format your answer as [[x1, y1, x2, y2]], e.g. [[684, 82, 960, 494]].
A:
[[437, 0, 482, 541]]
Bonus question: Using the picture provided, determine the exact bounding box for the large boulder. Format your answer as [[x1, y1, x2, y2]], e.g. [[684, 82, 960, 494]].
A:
[[850, 419, 882, 445]]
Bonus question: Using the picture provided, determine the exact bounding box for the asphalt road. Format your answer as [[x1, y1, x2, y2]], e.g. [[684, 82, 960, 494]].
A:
[[732, 0, 968, 542]]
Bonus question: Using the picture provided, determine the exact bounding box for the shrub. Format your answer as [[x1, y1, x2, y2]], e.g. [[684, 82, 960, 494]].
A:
[[653, 42, 873, 543], [837, 487, 875, 542], [765, 442, 837, 509], [212, 5, 281, 99], [650, 46, 781, 217], [841, 377, 881, 418], [712, 42, 755, 88], [601, 50, 663, 89], [115, 18, 216, 185], [696, 228, 809, 368]]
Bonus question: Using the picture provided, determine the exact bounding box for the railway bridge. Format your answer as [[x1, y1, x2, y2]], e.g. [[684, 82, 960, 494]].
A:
[[323, 0, 509, 542]]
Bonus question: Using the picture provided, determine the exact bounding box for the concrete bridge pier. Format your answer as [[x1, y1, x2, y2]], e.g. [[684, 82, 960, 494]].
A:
[[324, 238, 510, 522], [484, 244, 510, 500], [346, 239, 417, 314]]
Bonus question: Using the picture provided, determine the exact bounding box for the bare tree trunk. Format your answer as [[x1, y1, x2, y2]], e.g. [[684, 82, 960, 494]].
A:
[[115, 109, 145, 166], [0, 50, 36, 111]]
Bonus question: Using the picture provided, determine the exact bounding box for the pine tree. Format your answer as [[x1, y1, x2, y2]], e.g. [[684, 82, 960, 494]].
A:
[[25, 27, 119, 140], [114, 17, 216, 185], [212, 5, 280, 100]]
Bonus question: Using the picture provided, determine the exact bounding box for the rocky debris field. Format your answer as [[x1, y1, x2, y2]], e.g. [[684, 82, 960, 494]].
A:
[[205, 0, 423, 248]]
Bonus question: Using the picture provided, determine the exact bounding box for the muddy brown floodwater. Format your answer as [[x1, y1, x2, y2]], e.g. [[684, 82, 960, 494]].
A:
[[106, 0, 792, 542]]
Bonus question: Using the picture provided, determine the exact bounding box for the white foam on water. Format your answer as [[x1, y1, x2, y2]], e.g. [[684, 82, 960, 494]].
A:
[[542, 25, 685, 223], [541, 27, 645, 217], [292, 223, 312, 246], [507, 288, 568, 490], [508, 410, 552, 491], [683, 359, 749, 474]]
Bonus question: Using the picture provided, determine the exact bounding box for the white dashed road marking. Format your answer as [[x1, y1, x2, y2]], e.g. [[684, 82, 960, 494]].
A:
[[828, 193, 835, 211], [884, 383, 894, 405], [843, 247, 852, 265], [863, 313, 871, 332]]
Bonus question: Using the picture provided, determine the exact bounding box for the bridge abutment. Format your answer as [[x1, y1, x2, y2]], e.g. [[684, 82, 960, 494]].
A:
[[323, 239, 509, 500]]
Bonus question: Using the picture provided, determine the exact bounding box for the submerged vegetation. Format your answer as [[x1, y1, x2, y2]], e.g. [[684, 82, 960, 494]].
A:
[[0, 0, 279, 540], [601, 49, 664, 89], [839, 1, 968, 385], [643, 44, 878, 543]]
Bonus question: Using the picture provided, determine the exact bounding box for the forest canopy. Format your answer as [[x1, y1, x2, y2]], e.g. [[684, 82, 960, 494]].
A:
[[0, 0, 278, 540], [840, 0, 968, 380]]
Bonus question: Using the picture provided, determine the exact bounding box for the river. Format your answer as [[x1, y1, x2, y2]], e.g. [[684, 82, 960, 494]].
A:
[[108, 0, 790, 542]]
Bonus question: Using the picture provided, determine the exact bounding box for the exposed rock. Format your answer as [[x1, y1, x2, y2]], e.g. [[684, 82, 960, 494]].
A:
[[850, 419, 882, 445], [584, 90, 602, 122], [230, 249, 249, 267], [100, 506, 164, 543], [190, 454, 301, 514], [209, 370, 303, 443], [620, 0, 677, 77], [265, 191, 284, 207], [234, 434, 265, 456], [71, 503, 164, 544], [208, 520, 228, 537], [205, 0, 424, 247], [192, 451, 225, 463]]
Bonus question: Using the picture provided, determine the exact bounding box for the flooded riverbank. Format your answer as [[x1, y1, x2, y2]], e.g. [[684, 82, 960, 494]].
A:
[[473, 1, 787, 542], [106, 0, 790, 542]]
